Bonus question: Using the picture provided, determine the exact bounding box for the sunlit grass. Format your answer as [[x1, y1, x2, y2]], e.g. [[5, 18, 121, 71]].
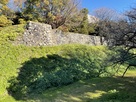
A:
[[20, 70, 135, 102]]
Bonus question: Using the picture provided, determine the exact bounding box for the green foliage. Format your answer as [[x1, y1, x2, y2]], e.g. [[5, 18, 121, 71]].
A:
[[0, 24, 25, 43], [0, 0, 9, 13], [18, 18, 26, 24], [0, 0, 8, 5], [88, 23, 97, 34], [78, 8, 89, 33], [0, 39, 135, 102], [68, 8, 96, 34], [0, 0, 15, 22], [0, 43, 62, 100], [0, 15, 13, 27], [21, 0, 79, 28], [6, 45, 111, 99], [79, 16, 89, 34]]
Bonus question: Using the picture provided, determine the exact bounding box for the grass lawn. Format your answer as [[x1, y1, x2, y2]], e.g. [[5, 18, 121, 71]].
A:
[[1, 70, 136, 102]]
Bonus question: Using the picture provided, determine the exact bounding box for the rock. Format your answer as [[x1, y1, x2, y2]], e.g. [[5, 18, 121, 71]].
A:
[[16, 21, 107, 46]]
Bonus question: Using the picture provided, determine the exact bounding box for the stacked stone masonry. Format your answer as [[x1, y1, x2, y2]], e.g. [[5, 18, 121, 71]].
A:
[[16, 21, 107, 46]]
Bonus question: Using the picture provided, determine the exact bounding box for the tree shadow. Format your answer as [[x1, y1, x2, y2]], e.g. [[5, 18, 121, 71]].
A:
[[86, 76, 136, 102], [7, 56, 136, 102], [37, 76, 136, 102], [7, 53, 135, 102], [7, 54, 100, 101]]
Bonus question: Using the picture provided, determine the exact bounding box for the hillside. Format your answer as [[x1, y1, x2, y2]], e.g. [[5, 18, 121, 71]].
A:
[[0, 24, 136, 102]]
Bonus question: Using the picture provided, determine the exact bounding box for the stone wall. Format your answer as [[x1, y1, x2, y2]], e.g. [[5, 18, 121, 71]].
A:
[[16, 21, 106, 46]]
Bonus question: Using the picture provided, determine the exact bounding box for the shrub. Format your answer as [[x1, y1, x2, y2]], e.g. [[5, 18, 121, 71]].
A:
[[8, 45, 111, 98], [0, 24, 25, 43], [0, 15, 13, 27], [18, 18, 26, 24]]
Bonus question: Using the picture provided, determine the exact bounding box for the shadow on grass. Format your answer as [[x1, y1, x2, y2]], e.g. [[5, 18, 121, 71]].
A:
[[7, 54, 101, 101], [28, 76, 136, 102], [10, 76, 136, 101], [7, 53, 136, 102], [85, 76, 136, 102]]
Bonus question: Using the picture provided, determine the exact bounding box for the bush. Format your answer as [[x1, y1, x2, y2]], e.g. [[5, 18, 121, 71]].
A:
[[0, 24, 25, 43], [18, 18, 26, 24], [8, 45, 111, 98], [0, 15, 13, 27]]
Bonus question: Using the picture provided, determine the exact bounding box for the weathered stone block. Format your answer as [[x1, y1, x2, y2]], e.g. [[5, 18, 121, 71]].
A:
[[15, 21, 107, 46]]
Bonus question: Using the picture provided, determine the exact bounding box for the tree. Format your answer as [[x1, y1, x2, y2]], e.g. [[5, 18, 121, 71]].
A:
[[94, 7, 136, 76], [93, 7, 124, 45], [93, 7, 117, 21], [68, 8, 95, 34], [79, 8, 89, 34], [0, 0, 9, 16], [0, 15, 13, 27], [66, 8, 85, 33], [0, 0, 9, 10], [92, 7, 136, 76], [114, 8, 136, 76], [14, 0, 80, 29], [0, 0, 13, 27], [111, 9, 136, 55]]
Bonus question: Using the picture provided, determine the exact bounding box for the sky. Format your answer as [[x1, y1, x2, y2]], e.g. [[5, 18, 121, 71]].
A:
[[81, 0, 136, 14], [8, 0, 136, 14]]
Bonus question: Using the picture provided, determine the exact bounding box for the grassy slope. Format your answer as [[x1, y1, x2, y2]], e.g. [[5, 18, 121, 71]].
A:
[[1, 70, 135, 102], [0, 25, 63, 101], [0, 44, 109, 102], [25, 70, 136, 102], [0, 25, 136, 102]]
